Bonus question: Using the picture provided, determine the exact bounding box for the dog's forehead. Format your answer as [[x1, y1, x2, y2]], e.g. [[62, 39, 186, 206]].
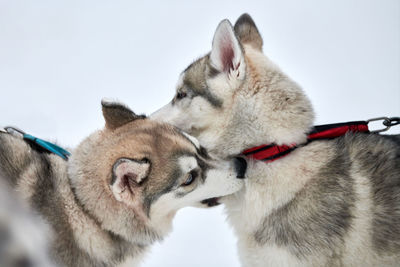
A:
[[108, 120, 197, 159], [180, 57, 207, 91], [178, 156, 198, 172]]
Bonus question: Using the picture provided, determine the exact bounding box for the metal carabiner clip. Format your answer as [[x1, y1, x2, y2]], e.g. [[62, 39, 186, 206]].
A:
[[4, 126, 26, 137], [367, 117, 399, 133]]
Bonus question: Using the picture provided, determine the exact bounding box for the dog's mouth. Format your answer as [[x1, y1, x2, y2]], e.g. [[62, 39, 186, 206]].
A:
[[200, 197, 221, 207]]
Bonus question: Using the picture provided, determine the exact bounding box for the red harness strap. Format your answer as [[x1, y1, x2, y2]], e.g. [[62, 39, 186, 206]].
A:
[[242, 121, 369, 163]]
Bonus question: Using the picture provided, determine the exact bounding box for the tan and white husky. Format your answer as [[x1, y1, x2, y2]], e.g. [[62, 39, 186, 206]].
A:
[[152, 14, 400, 267], [0, 100, 245, 267]]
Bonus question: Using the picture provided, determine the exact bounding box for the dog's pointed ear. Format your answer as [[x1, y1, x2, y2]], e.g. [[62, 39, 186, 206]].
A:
[[110, 158, 150, 202], [210, 19, 244, 75], [234, 13, 263, 51], [101, 98, 146, 130]]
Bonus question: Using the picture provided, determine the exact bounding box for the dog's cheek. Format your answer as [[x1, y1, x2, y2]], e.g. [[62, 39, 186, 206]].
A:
[[190, 97, 216, 122]]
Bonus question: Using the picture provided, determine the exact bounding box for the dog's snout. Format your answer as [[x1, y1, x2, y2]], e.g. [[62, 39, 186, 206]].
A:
[[233, 157, 247, 179]]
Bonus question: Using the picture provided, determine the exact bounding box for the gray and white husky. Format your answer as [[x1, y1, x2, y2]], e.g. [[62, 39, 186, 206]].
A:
[[0, 100, 245, 267], [152, 14, 400, 266]]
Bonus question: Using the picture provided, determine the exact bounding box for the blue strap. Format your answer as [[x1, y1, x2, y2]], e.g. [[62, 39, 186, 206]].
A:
[[23, 134, 71, 160]]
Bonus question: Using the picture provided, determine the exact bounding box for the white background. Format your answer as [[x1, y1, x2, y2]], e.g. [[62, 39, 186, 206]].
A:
[[0, 1, 399, 266]]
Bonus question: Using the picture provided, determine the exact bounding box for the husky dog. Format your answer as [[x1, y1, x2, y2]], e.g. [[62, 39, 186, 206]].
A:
[[152, 14, 400, 266], [0, 100, 245, 267]]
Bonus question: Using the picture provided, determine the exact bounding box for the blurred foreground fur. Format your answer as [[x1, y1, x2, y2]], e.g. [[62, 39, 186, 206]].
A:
[[0, 176, 54, 267]]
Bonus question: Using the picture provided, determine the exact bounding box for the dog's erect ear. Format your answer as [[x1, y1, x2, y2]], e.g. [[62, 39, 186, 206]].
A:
[[110, 158, 150, 202], [210, 19, 244, 74], [101, 99, 145, 130], [234, 13, 263, 51]]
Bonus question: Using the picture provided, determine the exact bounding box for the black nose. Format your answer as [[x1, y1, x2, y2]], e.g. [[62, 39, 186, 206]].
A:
[[233, 157, 247, 179]]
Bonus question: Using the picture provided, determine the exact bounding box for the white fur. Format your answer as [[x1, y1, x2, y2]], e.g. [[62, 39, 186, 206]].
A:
[[149, 155, 243, 223], [101, 97, 123, 106], [178, 156, 197, 173]]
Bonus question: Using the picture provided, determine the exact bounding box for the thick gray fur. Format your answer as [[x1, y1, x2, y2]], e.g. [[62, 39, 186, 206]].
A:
[[255, 133, 400, 260]]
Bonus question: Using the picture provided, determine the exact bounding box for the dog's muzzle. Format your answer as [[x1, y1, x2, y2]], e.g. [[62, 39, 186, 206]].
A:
[[233, 157, 247, 179]]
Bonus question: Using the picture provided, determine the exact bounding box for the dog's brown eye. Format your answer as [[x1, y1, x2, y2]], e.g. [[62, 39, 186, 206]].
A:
[[181, 170, 197, 186], [176, 92, 187, 100]]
